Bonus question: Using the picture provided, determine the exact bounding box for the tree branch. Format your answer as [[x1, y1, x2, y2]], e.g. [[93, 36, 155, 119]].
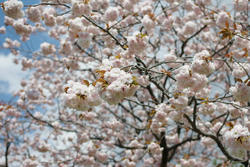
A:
[[179, 25, 207, 57], [5, 142, 11, 167]]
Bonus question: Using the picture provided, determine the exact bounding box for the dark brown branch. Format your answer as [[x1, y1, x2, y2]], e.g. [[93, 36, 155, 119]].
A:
[[26, 110, 76, 133], [160, 131, 168, 167], [118, 103, 142, 122], [150, 79, 170, 99], [81, 15, 127, 50], [5, 142, 11, 167], [216, 111, 229, 137], [168, 136, 200, 150], [209, 112, 227, 123], [184, 113, 247, 163], [104, 107, 144, 131], [211, 40, 234, 57], [161, 76, 169, 103], [179, 25, 207, 57], [167, 135, 200, 162], [74, 42, 101, 62], [146, 85, 159, 104], [135, 56, 147, 68], [115, 138, 147, 150], [25, 2, 70, 8]]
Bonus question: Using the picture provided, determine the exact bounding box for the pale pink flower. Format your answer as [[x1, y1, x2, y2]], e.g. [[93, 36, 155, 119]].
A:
[[104, 7, 119, 22], [44, 13, 56, 27], [166, 134, 179, 144], [40, 42, 56, 55], [72, 0, 91, 16], [13, 19, 32, 36], [232, 63, 250, 78], [216, 11, 230, 27], [27, 7, 41, 22], [77, 32, 92, 49], [100, 68, 139, 104], [95, 151, 108, 163], [143, 157, 154, 166], [4, 16, 14, 26], [127, 32, 148, 54], [148, 142, 163, 155], [3, 0, 24, 19], [0, 26, 6, 34], [191, 50, 215, 75], [3, 38, 20, 48], [142, 15, 155, 32], [169, 96, 188, 110], [129, 140, 144, 148], [230, 82, 250, 103], [136, 75, 150, 87], [123, 159, 136, 167], [63, 80, 102, 111], [234, 0, 248, 11], [224, 124, 250, 151], [22, 159, 39, 167], [175, 65, 208, 92], [182, 21, 197, 35], [60, 40, 72, 55], [69, 17, 84, 33]]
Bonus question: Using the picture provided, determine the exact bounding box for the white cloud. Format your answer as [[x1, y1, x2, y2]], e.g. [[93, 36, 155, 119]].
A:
[[0, 53, 28, 94]]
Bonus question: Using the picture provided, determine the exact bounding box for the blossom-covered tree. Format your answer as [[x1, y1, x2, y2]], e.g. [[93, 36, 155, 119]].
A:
[[0, 0, 249, 166]]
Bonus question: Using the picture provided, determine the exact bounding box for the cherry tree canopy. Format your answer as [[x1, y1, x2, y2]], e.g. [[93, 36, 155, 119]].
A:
[[0, 0, 249, 166]]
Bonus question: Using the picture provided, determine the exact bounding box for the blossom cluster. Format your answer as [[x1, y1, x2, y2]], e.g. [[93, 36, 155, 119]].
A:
[[99, 68, 139, 105], [40, 42, 56, 55], [230, 82, 250, 103], [3, 0, 24, 19], [224, 124, 250, 159], [63, 68, 139, 110], [175, 65, 208, 92], [191, 50, 215, 75], [63, 80, 102, 111], [127, 32, 148, 54]]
